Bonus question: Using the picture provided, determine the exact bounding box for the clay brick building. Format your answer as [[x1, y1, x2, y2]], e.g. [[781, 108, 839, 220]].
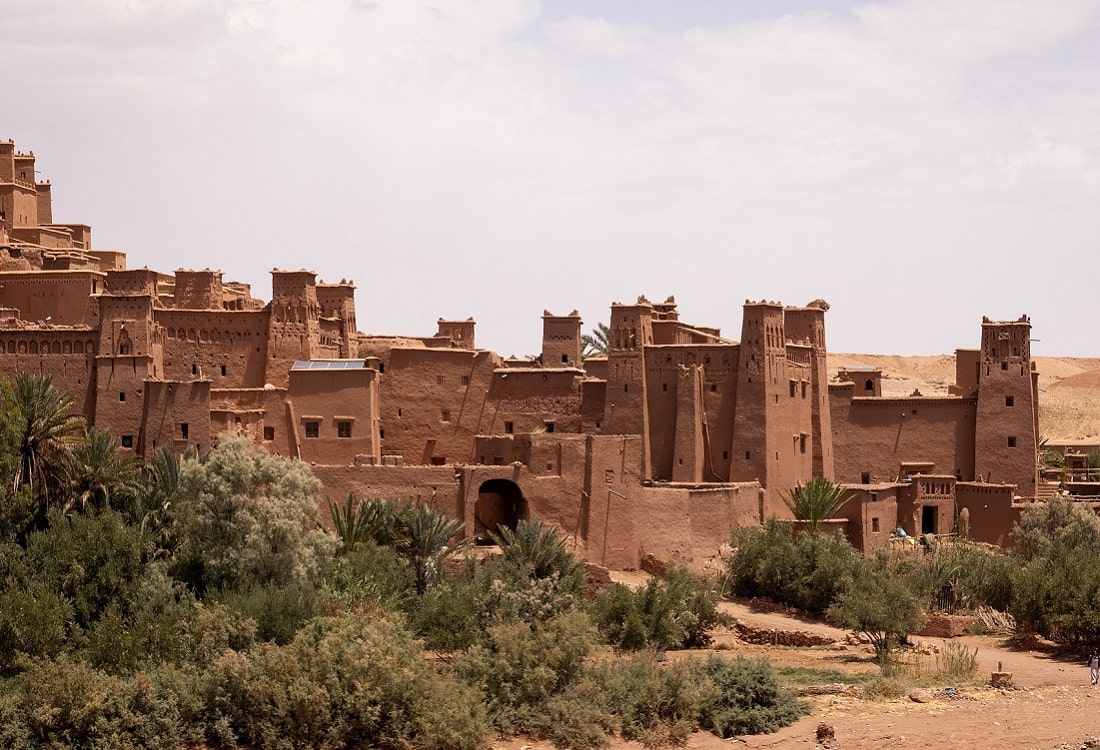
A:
[[0, 141, 1044, 565]]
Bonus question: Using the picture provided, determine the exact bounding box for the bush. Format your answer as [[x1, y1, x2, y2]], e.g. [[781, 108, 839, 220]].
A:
[[409, 553, 581, 651], [456, 610, 597, 736], [827, 560, 924, 666], [596, 653, 702, 747], [692, 655, 809, 737], [322, 538, 414, 611], [215, 582, 319, 646], [197, 613, 488, 750], [727, 517, 860, 615], [174, 435, 336, 593], [1010, 545, 1100, 643], [0, 655, 190, 750], [591, 566, 728, 651]]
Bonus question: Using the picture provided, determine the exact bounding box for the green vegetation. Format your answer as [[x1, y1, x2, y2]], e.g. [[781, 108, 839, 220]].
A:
[[0, 375, 815, 748], [581, 322, 610, 358], [14, 381, 1100, 746], [781, 476, 850, 535]]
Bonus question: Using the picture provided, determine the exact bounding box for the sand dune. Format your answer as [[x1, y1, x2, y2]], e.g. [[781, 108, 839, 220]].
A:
[[828, 354, 1100, 441]]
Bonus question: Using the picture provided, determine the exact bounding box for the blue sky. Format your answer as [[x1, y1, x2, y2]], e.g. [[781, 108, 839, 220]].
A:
[[3, 0, 1098, 357]]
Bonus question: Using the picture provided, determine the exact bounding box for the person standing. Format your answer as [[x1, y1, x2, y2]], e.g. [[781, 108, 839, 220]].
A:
[[1089, 651, 1099, 685]]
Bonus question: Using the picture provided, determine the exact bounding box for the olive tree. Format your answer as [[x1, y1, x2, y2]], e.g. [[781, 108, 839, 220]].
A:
[[174, 435, 335, 591]]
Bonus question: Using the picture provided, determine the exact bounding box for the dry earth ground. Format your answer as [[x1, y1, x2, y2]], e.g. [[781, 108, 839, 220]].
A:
[[492, 599, 1100, 750]]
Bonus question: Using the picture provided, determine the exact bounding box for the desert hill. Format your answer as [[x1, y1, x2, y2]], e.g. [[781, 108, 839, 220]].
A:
[[828, 354, 1100, 442]]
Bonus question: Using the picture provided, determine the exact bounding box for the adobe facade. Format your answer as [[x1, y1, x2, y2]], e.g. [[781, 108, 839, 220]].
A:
[[0, 141, 1046, 566]]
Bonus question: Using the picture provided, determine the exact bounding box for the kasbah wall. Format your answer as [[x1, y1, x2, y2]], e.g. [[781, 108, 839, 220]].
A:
[[0, 140, 1047, 568]]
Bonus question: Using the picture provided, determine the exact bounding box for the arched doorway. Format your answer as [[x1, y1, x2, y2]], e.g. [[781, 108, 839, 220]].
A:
[[474, 479, 527, 543]]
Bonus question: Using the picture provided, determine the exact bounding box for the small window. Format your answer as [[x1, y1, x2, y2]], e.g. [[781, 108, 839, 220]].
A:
[[492, 456, 504, 465], [191, 364, 198, 375], [865, 379, 874, 391], [605, 469, 615, 483], [177, 423, 189, 440], [624, 384, 629, 393], [1005, 396, 1014, 407], [441, 410, 450, 422], [220, 365, 227, 376], [801, 382, 807, 398], [504, 421, 514, 434], [305, 421, 319, 438], [378, 363, 385, 373], [722, 451, 728, 460], [430, 456, 446, 466], [561, 354, 568, 363], [1001, 362, 1008, 371], [461, 375, 470, 386], [1008, 436, 1017, 447], [861, 472, 871, 483], [789, 381, 796, 397], [119, 391, 125, 402], [662, 383, 668, 392], [263, 426, 275, 441], [121, 435, 133, 448], [544, 421, 555, 433], [745, 451, 751, 460], [397, 408, 402, 417], [710, 384, 717, 392], [872, 517, 880, 533], [337, 421, 352, 438], [799, 434, 807, 454], [436, 375, 444, 385]]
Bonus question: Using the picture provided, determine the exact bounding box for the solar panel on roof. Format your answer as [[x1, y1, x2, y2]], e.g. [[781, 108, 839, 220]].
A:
[[291, 360, 367, 370]]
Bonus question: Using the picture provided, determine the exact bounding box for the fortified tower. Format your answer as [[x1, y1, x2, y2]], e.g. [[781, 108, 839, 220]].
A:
[[541, 309, 582, 367], [602, 297, 655, 440], [316, 280, 358, 358], [266, 269, 320, 387], [784, 302, 834, 480], [730, 300, 813, 513], [175, 269, 224, 310], [94, 289, 164, 452], [973, 315, 1039, 494]]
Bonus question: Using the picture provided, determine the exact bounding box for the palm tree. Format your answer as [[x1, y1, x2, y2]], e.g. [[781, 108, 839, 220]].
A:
[[139, 445, 187, 555], [782, 476, 850, 535], [328, 493, 390, 553], [490, 518, 579, 580], [5, 373, 85, 515], [70, 428, 143, 513], [581, 322, 610, 358], [394, 504, 465, 594]]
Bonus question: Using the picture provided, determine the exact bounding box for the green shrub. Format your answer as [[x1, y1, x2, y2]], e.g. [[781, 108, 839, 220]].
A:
[[0, 580, 71, 667], [692, 655, 809, 737], [727, 517, 860, 615], [1010, 545, 1100, 643], [215, 582, 319, 646], [408, 553, 581, 651], [596, 653, 703, 747], [174, 435, 336, 593], [81, 563, 199, 673], [591, 566, 728, 650], [456, 610, 597, 735], [197, 613, 488, 750], [322, 539, 414, 611], [0, 655, 190, 749], [22, 509, 151, 632]]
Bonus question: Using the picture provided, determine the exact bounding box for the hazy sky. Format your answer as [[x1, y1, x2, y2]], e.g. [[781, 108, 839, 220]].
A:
[[4, 0, 1098, 357]]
